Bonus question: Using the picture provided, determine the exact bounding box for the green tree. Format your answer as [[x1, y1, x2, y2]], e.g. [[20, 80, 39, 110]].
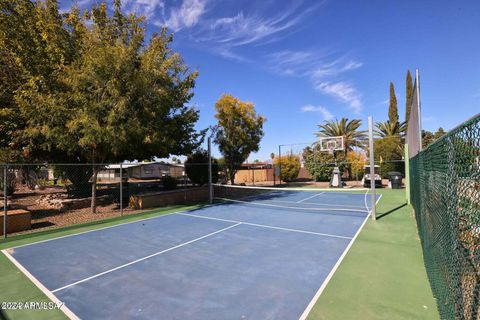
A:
[[213, 94, 265, 184], [302, 145, 348, 181], [316, 118, 367, 155], [434, 127, 446, 140], [422, 130, 435, 148], [389, 82, 399, 125], [421, 128, 446, 149], [274, 155, 301, 182], [374, 121, 406, 138], [405, 70, 413, 130], [1, 1, 203, 212], [373, 136, 404, 178], [185, 150, 218, 186], [0, 0, 77, 162]]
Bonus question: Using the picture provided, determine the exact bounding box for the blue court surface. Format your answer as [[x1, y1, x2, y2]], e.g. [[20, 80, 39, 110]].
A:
[[3, 189, 380, 320]]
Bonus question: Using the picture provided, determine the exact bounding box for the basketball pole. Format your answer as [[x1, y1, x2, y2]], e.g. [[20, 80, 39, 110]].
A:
[[368, 116, 376, 220]]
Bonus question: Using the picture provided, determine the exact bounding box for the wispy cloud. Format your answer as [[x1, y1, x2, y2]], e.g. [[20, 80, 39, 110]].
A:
[[315, 82, 362, 113], [186, 2, 320, 61], [164, 0, 207, 31], [124, 0, 165, 21], [379, 98, 389, 105], [301, 105, 333, 120], [267, 50, 318, 77], [311, 59, 362, 79], [205, 5, 308, 46], [268, 51, 363, 112]]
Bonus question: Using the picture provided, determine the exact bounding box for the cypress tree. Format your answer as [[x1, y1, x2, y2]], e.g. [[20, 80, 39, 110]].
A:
[[388, 82, 399, 125], [405, 70, 413, 130]]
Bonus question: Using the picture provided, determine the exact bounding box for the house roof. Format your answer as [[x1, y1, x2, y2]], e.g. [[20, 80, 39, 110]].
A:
[[106, 162, 184, 169]]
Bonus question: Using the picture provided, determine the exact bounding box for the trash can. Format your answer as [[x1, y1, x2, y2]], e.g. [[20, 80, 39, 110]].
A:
[[387, 171, 402, 189]]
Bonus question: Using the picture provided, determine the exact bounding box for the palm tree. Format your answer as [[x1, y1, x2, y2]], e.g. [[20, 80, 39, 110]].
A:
[[374, 120, 406, 138], [316, 118, 367, 155], [375, 120, 406, 155]]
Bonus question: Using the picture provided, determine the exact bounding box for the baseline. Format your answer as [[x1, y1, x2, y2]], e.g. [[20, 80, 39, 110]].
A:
[[1, 249, 80, 320]]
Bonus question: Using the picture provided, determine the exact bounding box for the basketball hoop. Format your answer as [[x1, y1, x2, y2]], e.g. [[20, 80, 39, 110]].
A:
[[319, 136, 344, 153], [319, 136, 343, 188]]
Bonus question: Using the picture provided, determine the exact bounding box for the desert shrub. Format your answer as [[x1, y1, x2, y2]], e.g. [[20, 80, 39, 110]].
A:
[[346, 151, 366, 181], [185, 150, 219, 186], [0, 171, 16, 196], [274, 155, 301, 182]]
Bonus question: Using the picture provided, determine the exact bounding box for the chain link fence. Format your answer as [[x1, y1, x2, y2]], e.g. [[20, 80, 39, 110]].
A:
[[0, 162, 212, 238], [410, 114, 480, 319]]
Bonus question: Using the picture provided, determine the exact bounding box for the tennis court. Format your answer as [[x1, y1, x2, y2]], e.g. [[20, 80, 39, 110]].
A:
[[2, 185, 380, 320]]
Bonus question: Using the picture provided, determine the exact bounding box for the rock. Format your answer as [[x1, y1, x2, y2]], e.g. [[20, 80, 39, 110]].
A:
[[36, 193, 110, 210]]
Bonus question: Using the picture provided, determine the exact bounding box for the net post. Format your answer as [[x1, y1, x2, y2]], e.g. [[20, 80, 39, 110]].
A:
[[404, 144, 410, 204], [368, 116, 376, 220], [120, 163, 123, 216], [208, 137, 213, 204], [3, 164, 8, 239]]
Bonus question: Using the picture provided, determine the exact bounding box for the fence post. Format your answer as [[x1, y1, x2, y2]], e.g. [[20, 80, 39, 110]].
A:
[[278, 145, 282, 185], [404, 144, 411, 204], [208, 137, 213, 204], [368, 116, 376, 220], [120, 163, 123, 216], [4, 165, 8, 239]]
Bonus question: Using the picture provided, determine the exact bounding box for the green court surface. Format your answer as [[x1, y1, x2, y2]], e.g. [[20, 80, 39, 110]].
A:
[[0, 191, 438, 319], [307, 189, 439, 320]]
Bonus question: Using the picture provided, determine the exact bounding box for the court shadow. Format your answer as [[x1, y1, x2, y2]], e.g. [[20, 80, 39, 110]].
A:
[[376, 203, 407, 220]]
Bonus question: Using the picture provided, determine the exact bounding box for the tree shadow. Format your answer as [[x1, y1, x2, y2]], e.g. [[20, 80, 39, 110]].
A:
[[376, 202, 408, 220], [0, 309, 9, 320]]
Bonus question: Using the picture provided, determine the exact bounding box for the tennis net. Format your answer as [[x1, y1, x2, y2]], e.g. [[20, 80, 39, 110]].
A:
[[212, 184, 372, 215]]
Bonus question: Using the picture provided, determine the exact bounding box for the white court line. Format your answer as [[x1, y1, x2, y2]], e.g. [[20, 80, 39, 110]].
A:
[[7, 204, 218, 250], [364, 189, 370, 213], [213, 183, 368, 192], [363, 190, 384, 214], [296, 192, 324, 203], [177, 212, 352, 240], [376, 194, 383, 205], [51, 223, 241, 293], [299, 192, 384, 320], [298, 207, 371, 320], [216, 197, 368, 214], [1, 249, 80, 320], [269, 199, 365, 209]]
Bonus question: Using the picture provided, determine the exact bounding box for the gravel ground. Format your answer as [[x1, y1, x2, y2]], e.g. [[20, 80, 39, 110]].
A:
[[4, 186, 147, 236]]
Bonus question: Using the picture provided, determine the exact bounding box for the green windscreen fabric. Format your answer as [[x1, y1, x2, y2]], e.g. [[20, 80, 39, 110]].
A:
[[410, 114, 480, 319]]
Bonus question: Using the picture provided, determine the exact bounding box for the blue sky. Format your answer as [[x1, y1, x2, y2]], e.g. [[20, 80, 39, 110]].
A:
[[64, 0, 480, 160]]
